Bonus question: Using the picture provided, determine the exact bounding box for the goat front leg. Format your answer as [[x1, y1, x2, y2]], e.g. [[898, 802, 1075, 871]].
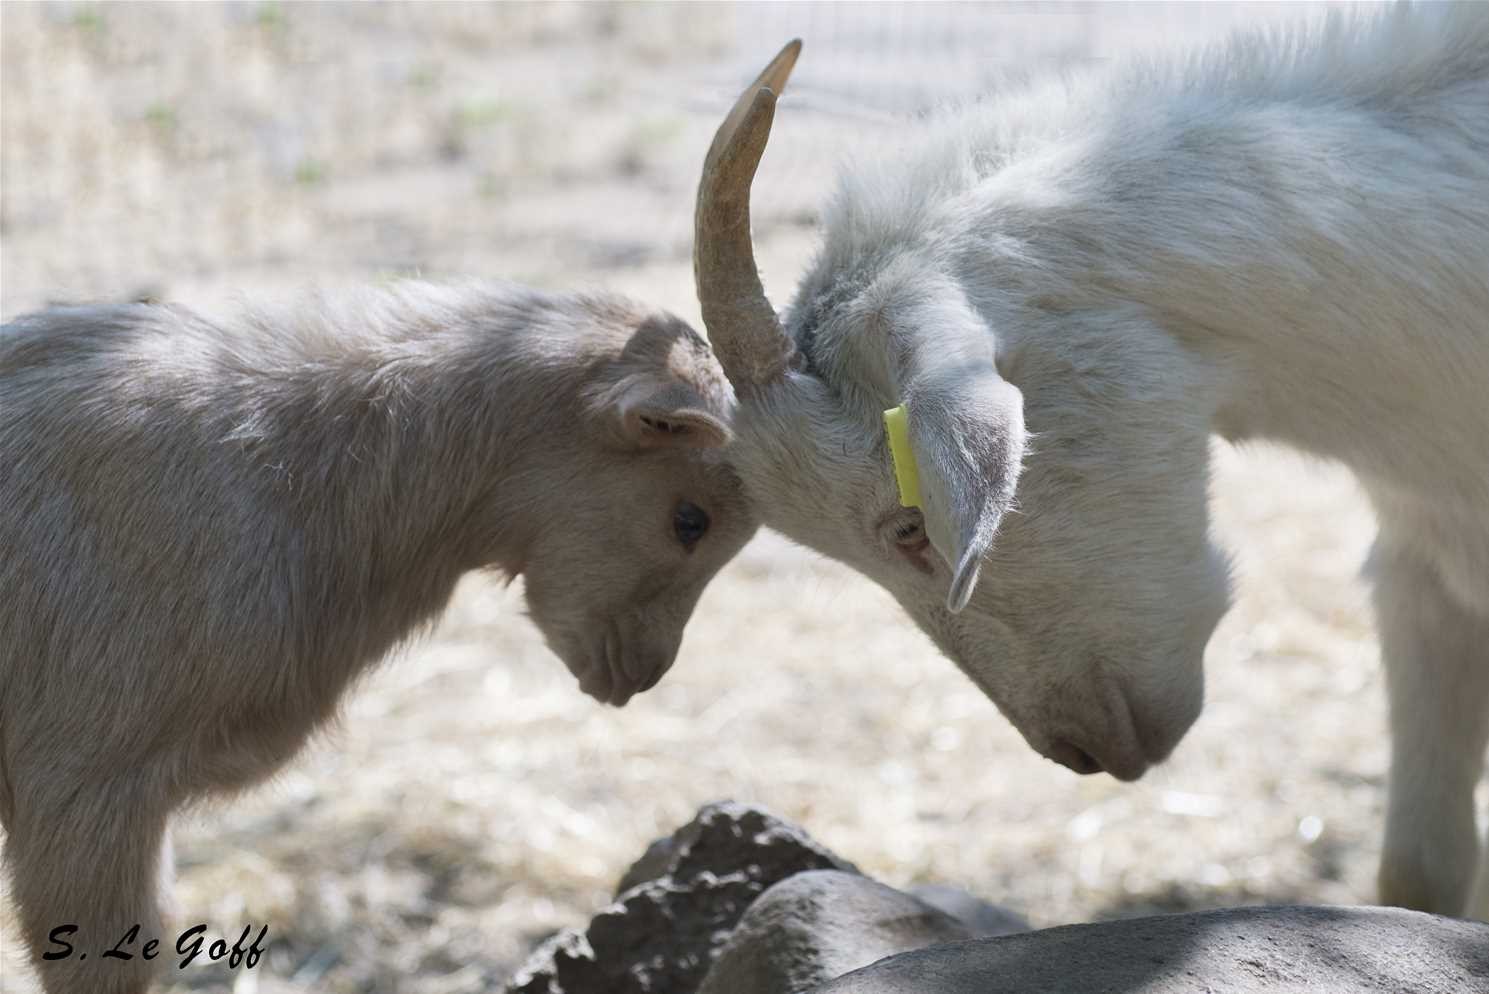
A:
[[1371, 534, 1489, 917], [6, 775, 171, 994]]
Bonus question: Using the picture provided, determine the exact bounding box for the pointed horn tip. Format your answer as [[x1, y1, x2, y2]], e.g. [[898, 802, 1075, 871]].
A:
[[766, 38, 803, 89], [692, 38, 801, 392], [697, 85, 778, 201]]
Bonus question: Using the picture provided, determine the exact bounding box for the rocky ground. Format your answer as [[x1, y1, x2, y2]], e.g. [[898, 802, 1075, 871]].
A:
[[4, 4, 1480, 993]]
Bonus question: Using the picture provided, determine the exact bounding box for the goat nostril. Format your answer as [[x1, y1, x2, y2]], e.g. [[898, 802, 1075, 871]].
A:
[[1048, 739, 1104, 775]]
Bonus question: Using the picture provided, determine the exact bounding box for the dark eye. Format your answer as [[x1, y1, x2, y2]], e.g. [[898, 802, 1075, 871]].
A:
[[892, 517, 925, 545], [673, 501, 710, 550]]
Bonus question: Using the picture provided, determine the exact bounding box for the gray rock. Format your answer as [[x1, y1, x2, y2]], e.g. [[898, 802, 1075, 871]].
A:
[[503, 805, 1487, 994], [614, 800, 859, 897], [811, 905, 1489, 994], [906, 883, 1031, 939], [697, 870, 977, 994], [504, 801, 858, 994]]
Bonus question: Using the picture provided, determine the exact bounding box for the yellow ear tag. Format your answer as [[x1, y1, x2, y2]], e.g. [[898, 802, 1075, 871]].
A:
[[883, 405, 922, 509]]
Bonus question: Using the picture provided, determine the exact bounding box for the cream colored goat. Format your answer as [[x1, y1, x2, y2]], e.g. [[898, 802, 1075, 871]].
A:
[[0, 281, 757, 993], [693, 7, 1488, 918]]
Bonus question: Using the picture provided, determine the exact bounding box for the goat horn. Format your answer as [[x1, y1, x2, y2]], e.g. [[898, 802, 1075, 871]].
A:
[[694, 39, 802, 391]]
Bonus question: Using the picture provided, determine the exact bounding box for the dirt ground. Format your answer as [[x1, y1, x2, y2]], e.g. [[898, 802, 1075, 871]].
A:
[[3, 3, 1482, 993]]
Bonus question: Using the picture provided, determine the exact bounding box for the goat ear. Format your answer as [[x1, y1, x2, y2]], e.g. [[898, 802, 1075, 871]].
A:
[[590, 313, 737, 450], [609, 377, 734, 450], [904, 369, 1026, 612]]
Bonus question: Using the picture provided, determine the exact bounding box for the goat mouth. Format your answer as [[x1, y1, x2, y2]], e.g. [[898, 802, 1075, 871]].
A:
[[599, 626, 636, 707], [935, 630, 1154, 780], [578, 625, 672, 708], [1093, 743, 1150, 782], [1102, 678, 1157, 781], [1046, 739, 1104, 775], [1048, 741, 1149, 779], [573, 659, 618, 706], [1043, 736, 1149, 781], [566, 631, 627, 707], [1040, 685, 1153, 782]]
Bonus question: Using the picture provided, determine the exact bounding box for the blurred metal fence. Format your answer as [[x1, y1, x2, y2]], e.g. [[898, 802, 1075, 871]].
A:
[[1, 2, 1316, 316]]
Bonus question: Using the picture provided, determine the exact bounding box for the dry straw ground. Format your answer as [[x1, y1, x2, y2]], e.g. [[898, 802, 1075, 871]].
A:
[[2, 3, 1481, 993]]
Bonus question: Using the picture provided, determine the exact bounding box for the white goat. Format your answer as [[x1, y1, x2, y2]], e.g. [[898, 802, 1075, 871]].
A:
[[693, 6, 1488, 917], [0, 282, 757, 993]]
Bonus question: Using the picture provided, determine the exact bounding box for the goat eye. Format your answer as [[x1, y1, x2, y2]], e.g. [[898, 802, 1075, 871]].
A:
[[893, 517, 925, 544], [673, 501, 710, 549]]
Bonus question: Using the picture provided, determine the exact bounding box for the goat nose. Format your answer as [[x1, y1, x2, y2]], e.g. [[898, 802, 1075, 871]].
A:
[[1047, 739, 1104, 775]]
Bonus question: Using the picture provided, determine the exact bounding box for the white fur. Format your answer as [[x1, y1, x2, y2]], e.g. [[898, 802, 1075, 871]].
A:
[[726, 4, 1488, 917]]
